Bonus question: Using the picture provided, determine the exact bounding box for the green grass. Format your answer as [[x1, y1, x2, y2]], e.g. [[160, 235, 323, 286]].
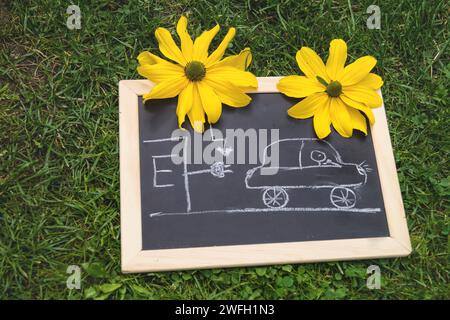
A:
[[0, 0, 448, 299]]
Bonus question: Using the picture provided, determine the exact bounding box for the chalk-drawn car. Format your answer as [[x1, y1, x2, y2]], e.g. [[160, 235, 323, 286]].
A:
[[245, 138, 369, 209]]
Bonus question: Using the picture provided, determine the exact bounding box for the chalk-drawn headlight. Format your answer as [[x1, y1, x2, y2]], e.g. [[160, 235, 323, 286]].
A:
[[210, 162, 225, 178], [357, 165, 366, 175]]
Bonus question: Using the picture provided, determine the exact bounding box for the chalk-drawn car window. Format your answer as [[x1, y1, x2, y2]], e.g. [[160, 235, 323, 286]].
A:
[[265, 139, 303, 168], [245, 138, 368, 209]]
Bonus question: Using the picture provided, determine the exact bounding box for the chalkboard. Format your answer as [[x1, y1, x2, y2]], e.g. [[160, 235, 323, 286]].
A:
[[119, 78, 410, 272]]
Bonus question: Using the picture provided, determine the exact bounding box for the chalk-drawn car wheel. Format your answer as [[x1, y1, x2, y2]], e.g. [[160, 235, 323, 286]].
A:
[[330, 187, 356, 209], [262, 187, 289, 208]]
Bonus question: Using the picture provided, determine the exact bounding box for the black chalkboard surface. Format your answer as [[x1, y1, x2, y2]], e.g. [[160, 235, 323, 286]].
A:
[[138, 93, 389, 251]]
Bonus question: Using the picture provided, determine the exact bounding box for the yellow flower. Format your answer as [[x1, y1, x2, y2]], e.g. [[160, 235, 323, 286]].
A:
[[277, 39, 384, 139], [137, 16, 258, 133]]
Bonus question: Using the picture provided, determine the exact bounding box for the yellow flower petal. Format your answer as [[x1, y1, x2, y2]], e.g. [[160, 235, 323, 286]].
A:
[[203, 78, 251, 107], [287, 92, 329, 119], [330, 98, 352, 138], [296, 47, 330, 81], [206, 66, 257, 90], [143, 76, 188, 100], [339, 95, 375, 125], [176, 16, 193, 61], [342, 85, 382, 108], [313, 101, 332, 139], [187, 84, 206, 133], [347, 107, 368, 135], [211, 48, 253, 71], [277, 75, 325, 98], [137, 62, 184, 83], [137, 51, 167, 65], [176, 82, 194, 128], [338, 56, 377, 86], [193, 24, 220, 62], [155, 27, 187, 66], [326, 39, 347, 80], [357, 73, 384, 89], [197, 82, 222, 124], [205, 28, 236, 67]]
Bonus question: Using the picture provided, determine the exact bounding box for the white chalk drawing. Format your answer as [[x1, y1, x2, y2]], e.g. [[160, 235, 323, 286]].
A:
[[149, 207, 381, 218], [245, 138, 368, 209], [262, 187, 290, 208], [143, 135, 379, 218], [152, 155, 174, 188], [330, 187, 356, 209], [216, 146, 233, 157], [143, 136, 184, 144], [208, 124, 234, 157], [143, 132, 234, 213], [184, 161, 233, 178]]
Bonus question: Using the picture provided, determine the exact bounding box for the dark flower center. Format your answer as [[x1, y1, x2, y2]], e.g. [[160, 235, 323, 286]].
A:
[[185, 61, 206, 81], [317, 76, 342, 97], [326, 81, 342, 97]]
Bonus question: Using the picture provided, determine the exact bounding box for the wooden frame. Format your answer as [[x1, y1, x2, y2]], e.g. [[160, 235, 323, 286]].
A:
[[119, 77, 411, 273]]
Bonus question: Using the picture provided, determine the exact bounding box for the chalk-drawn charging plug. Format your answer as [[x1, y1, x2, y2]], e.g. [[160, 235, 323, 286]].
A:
[[210, 162, 232, 178]]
